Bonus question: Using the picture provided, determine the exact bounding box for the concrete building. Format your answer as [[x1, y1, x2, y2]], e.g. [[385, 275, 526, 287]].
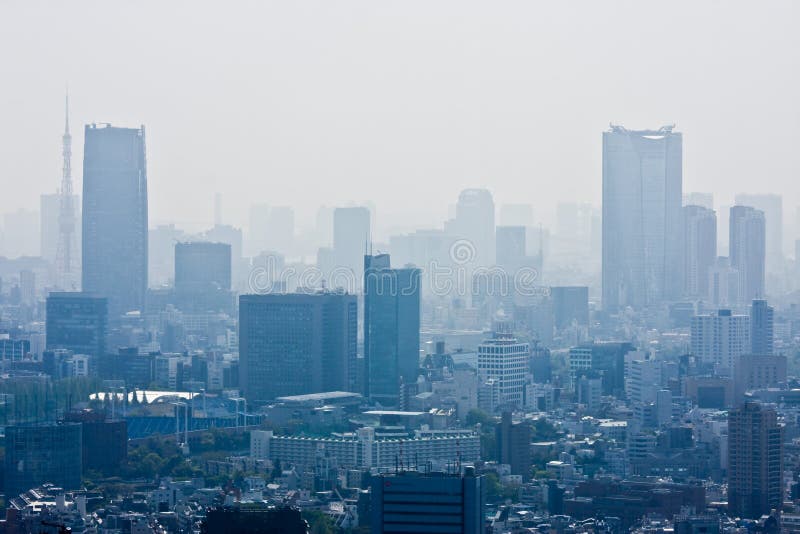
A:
[[477, 316, 529, 409], [728, 402, 783, 519], [690, 309, 750, 374], [729, 206, 766, 302], [683, 205, 716, 298]]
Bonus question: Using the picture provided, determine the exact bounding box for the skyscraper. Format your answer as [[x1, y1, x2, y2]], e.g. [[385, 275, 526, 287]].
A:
[[496, 225, 527, 273], [174, 241, 233, 313], [690, 309, 750, 374], [46, 292, 108, 365], [363, 254, 421, 407], [735, 193, 783, 272], [333, 207, 370, 291], [750, 299, 774, 356], [239, 291, 357, 402], [82, 124, 148, 319], [730, 206, 766, 302], [683, 205, 717, 298], [448, 189, 496, 268], [477, 315, 529, 409], [728, 402, 783, 519], [602, 125, 683, 311], [551, 286, 589, 331]]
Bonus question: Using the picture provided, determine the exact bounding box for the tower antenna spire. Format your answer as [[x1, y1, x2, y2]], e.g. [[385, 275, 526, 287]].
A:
[[55, 87, 76, 289]]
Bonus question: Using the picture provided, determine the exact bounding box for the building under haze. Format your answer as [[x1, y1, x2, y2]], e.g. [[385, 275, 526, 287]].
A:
[[690, 309, 750, 375], [683, 205, 716, 298], [333, 207, 370, 291], [447, 189, 496, 269], [81, 124, 148, 319], [4, 423, 83, 497], [750, 299, 774, 356], [363, 254, 421, 407], [602, 125, 683, 311], [239, 291, 357, 403], [735, 193, 782, 272], [174, 241, 233, 313], [728, 401, 783, 519], [730, 205, 766, 303], [46, 292, 108, 367]]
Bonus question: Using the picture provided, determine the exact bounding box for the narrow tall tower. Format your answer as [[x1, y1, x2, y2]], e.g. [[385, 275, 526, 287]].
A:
[[55, 91, 76, 289]]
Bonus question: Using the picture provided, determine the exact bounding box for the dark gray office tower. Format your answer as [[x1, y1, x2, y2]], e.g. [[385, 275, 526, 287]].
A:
[[82, 124, 147, 319], [496, 225, 526, 272], [239, 291, 357, 403], [750, 299, 774, 355], [370, 469, 485, 534], [730, 206, 766, 302], [683, 205, 717, 298], [602, 125, 683, 311], [551, 286, 589, 330], [174, 241, 232, 313], [496, 412, 532, 481], [46, 292, 108, 363], [728, 402, 783, 519], [363, 254, 421, 407], [333, 207, 370, 291], [5, 423, 83, 496]]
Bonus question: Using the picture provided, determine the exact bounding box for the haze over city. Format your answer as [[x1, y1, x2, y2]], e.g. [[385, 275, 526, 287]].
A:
[[2, 0, 799, 238], [2, 2, 800, 533]]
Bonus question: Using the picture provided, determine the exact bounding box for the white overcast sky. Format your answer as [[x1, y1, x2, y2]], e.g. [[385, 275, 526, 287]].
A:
[[1, 0, 798, 236]]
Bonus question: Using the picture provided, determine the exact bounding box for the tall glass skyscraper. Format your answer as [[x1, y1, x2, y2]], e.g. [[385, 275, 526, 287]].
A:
[[602, 125, 683, 311], [363, 253, 421, 407], [82, 124, 148, 319], [730, 205, 766, 302]]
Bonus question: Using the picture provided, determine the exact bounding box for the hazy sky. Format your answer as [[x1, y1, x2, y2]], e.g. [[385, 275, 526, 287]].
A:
[[1, 0, 798, 238]]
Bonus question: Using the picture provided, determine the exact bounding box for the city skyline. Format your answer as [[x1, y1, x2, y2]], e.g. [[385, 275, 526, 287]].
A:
[[1, 1, 798, 236]]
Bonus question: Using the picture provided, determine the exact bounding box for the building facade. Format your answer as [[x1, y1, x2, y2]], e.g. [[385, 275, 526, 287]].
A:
[[239, 291, 358, 403], [602, 125, 683, 311], [82, 124, 148, 319]]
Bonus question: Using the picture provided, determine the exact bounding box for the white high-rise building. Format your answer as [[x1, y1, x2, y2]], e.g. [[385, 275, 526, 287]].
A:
[[477, 314, 529, 409], [730, 206, 766, 302], [691, 309, 750, 374]]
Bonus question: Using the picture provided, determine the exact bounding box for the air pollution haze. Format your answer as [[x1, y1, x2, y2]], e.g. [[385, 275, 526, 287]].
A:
[[1, 1, 798, 238]]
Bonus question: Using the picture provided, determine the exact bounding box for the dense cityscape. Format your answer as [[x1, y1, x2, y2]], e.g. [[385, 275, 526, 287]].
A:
[[2, 3, 800, 534]]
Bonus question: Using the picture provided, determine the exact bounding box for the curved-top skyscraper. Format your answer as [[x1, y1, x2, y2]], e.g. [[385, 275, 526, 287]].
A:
[[602, 124, 683, 311]]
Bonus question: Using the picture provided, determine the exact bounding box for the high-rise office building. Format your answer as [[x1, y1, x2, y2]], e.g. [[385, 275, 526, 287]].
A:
[[477, 316, 529, 409], [683, 205, 717, 298], [708, 257, 740, 308], [728, 402, 783, 519], [447, 189, 496, 268], [363, 254, 421, 407], [46, 292, 108, 365], [496, 225, 527, 273], [82, 124, 148, 319], [729, 206, 766, 302], [602, 125, 683, 310], [690, 309, 750, 374], [735, 193, 782, 272], [333, 207, 371, 291], [4, 423, 83, 496], [496, 411, 532, 480], [569, 341, 635, 398], [370, 469, 485, 534], [174, 241, 233, 313], [551, 286, 589, 331], [750, 299, 774, 356], [239, 291, 357, 402]]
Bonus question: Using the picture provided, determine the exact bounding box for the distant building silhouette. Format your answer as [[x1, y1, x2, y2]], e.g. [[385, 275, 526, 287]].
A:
[[81, 124, 148, 319], [729, 205, 766, 303], [602, 125, 682, 311], [683, 205, 717, 298]]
